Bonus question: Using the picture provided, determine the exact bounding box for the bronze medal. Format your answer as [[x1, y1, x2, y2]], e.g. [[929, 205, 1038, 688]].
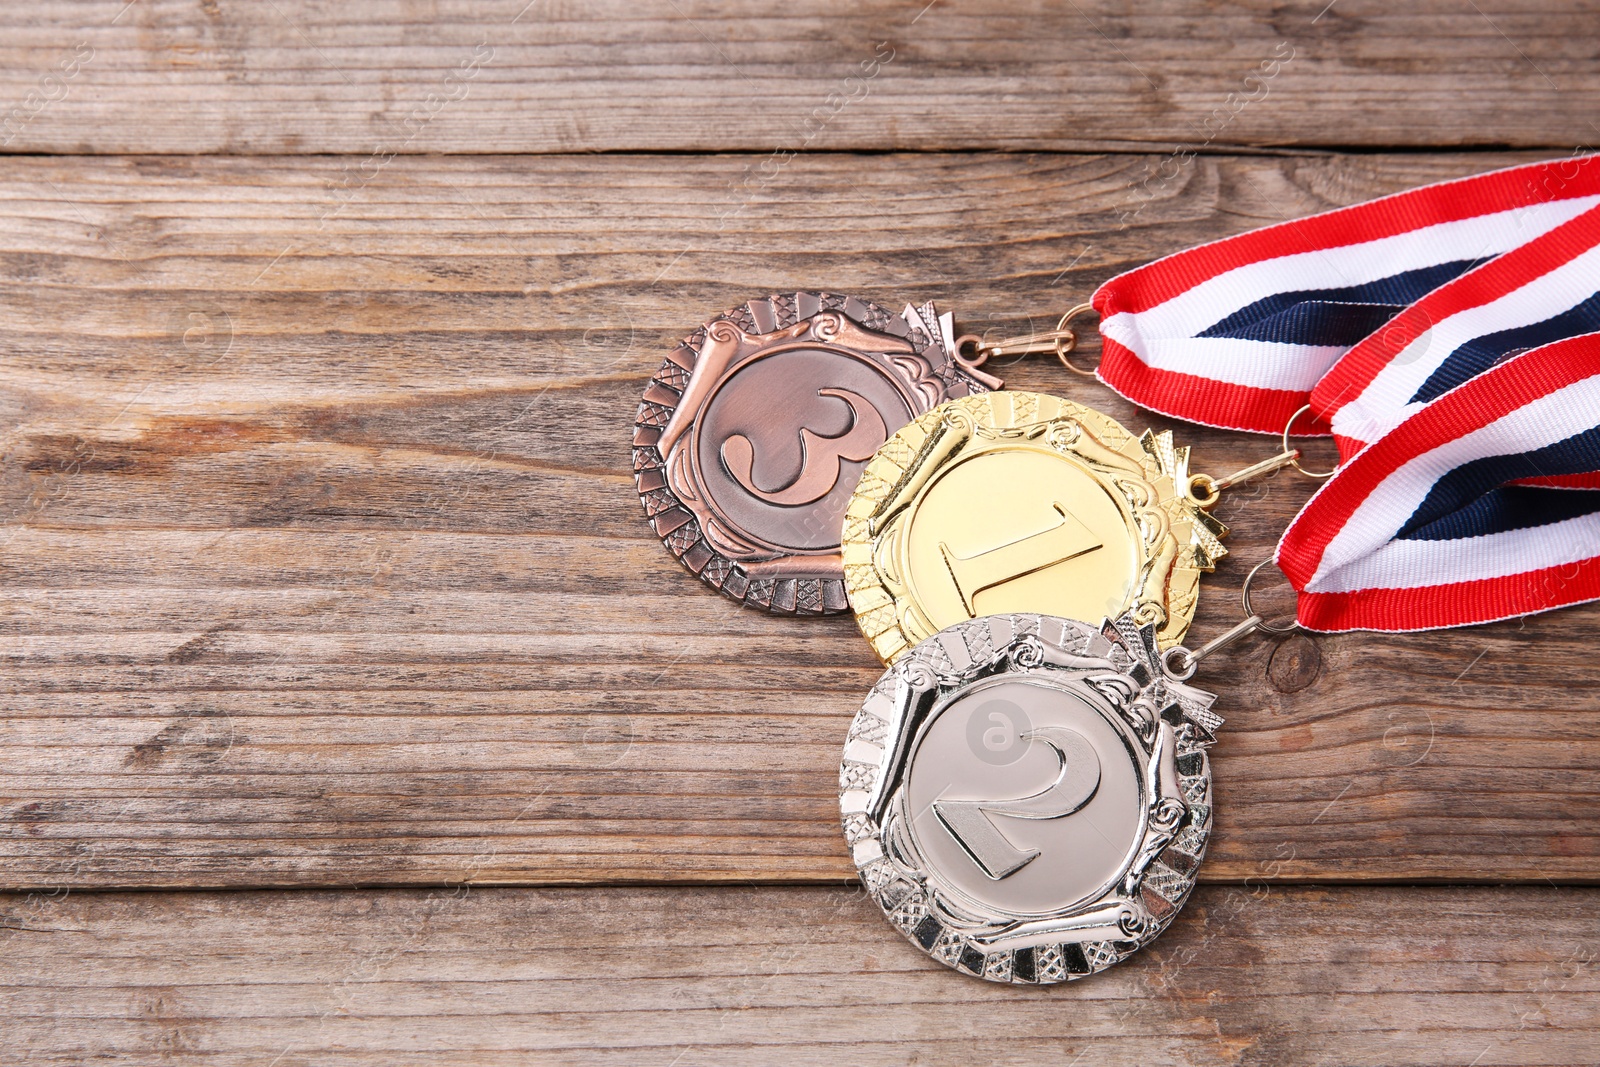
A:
[[634, 293, 998, 614]]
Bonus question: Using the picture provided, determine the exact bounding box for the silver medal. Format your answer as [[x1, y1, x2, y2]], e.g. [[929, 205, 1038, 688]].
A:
[[839, 613, 1224, 983]]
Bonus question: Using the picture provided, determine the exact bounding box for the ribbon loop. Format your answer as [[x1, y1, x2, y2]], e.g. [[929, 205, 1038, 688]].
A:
[[1093, 155, 1600, 632]]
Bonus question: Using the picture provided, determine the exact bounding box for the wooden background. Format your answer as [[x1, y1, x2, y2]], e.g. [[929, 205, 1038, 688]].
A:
[[2, 2, 1598, 1064]]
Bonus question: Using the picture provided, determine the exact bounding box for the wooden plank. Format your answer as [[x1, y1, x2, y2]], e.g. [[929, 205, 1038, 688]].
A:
[[1, 884, 1596, 1065], [1, 1, 1598, 154], [3, 150, 1600, 889]]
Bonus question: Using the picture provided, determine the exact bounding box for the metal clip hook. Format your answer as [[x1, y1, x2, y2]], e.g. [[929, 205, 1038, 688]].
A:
[[953, 304, 1099, 376], [1186, 450, 1303, 507], [1161, 559, 1299, 679]]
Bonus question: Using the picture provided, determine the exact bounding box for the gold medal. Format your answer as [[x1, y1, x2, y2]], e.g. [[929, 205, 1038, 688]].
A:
[[841, 391, 1228, 664]]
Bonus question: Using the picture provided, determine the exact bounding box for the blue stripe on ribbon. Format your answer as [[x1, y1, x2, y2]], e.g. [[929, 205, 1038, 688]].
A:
[[1410, 291, 1600, 403], [1397, 486, 1600, 542], [1197, 259, 1489, 345], [1397, 425, 1600, 541]]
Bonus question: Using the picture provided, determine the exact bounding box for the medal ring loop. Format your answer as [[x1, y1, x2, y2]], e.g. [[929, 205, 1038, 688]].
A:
[[1055, 303, 1099, 377], [960, 305, 1099, 374], [1282, 404, 1338, 480], [1161, 645, 1199, 681], [1186, 472, 1221, 508], [1241, 558, 1300, 636], [953, 333, 990, 370]]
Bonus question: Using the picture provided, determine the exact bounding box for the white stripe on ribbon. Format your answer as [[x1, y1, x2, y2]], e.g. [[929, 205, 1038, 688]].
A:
[[1306, 372, 1600, 592], [1129, 338, 1347, 391], [1305, 510, 1600, 593]]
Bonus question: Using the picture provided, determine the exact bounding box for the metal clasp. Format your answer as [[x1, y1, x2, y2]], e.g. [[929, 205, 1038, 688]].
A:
[[1282, 404, 1337, 479], [953, 303, 1099, 377], [1186, 450, 1302, 507], [1185, 404, 1343, 508], [1162, 559, 1299, 679]]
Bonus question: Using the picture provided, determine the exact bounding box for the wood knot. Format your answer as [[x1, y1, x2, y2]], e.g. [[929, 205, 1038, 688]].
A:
[[1267, 634, 1321, 693]]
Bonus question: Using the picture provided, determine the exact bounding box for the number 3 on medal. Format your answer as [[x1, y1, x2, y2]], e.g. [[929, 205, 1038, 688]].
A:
[[933, 726, 1102, 880]]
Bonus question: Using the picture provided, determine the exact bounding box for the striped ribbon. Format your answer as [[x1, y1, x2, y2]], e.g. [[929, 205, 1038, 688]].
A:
[[1090, 156, 1600, 632]]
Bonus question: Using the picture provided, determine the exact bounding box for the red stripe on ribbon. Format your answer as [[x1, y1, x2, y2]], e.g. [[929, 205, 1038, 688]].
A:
[[1095, 156, 1600, 317], [1517, 473, 1600, 489], [1097, 337, 1330, 436], [1293, 558, 1600, 632]]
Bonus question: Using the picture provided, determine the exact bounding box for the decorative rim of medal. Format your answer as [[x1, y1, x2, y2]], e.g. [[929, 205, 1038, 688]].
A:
[[840, 611, 1222, 984], [632, 292, 994, 616], [841, 390, 1229, 664]]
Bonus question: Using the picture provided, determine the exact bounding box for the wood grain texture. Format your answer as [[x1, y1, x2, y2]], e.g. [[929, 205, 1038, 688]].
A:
[[2, 884, 1597, 1066], [2, 1, 1599, 154], [4, 150, 1600, 889]]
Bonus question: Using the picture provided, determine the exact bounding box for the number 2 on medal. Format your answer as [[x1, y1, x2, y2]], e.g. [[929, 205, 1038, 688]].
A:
[[933, 726, 1102, 880]]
